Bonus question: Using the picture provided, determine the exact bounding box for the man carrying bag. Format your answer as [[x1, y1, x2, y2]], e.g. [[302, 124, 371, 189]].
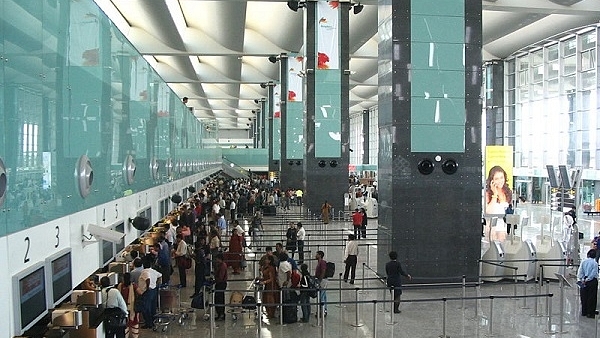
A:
[[100, 276, 129, 338]]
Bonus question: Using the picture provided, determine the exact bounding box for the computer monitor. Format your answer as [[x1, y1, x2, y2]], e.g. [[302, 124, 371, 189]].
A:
[[114, 222, 125, 254], [45, 249, 72, 308], [12, 263, 47, 335], [101, 239, 114, 267]]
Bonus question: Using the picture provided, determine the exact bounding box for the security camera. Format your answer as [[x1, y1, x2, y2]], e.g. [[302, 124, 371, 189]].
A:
[[86, 224, 124, 244]]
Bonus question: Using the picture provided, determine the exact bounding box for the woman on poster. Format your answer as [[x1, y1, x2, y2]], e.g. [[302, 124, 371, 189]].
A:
[[485, 165, 513, 215]]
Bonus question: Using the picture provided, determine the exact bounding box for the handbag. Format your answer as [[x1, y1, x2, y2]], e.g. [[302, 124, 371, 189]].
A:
[[191, 293, 205, 309], [105, 308, 127, 328], [177, 256, 192, 269]]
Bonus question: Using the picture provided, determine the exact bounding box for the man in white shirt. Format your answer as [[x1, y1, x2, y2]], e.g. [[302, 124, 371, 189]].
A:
[[100, 276, 128, 338], [343, 234, 359, 284], [277, 252, 292, 288], [138, 257, 163, 329], [296, 222, 306, 264], [230, 199, 237, 222]]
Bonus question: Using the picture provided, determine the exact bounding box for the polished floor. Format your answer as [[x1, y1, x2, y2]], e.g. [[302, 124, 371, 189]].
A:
[[141, 203, 600, 338]]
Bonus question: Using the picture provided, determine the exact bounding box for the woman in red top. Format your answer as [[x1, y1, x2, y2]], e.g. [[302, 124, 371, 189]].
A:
[[260, 255, 278, 319], [227, 228, 244, 274]]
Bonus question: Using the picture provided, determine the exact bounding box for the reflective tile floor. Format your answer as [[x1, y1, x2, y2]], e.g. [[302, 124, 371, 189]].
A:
[[140, 204, 600, 338]]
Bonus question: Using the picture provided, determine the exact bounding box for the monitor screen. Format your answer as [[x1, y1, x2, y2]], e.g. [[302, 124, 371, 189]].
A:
[[17, 266, 47, 332], [102, 239, 114, 266], [114, 222, 125, 254], [50, 252, 72, 305]]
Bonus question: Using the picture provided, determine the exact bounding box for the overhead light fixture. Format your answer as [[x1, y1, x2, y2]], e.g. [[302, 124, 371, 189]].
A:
[[260, 83, 267, 88], [254, 99, 259, 104], [268, 56, 278, 63], [353, 3, 364, 15]]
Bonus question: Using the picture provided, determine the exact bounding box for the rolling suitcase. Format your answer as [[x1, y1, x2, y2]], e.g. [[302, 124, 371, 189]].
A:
[[282, 290, 298, 324]]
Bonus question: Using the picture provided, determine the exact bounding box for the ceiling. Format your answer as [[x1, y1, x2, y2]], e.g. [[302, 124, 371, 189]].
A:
[[95, 0, 600, 130]]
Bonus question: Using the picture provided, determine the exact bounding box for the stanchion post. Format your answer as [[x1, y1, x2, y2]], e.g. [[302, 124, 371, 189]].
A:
[[559, 278, 566, 333], [474, 282, 480, 319], [280, 289, 284, 326], [513, 269, 518, 298], [373, 300, 378, 338], [385, 287, 396, 325], [545, 293, 556, 334], [380, 287, 387, 312], [336, 273, 344, 308], [521, 280, 528, 309], [210, 301, 215, 338], [489, 296, 494, 337], [320, 301, 326, 337], [257, 301, 262, 338], [545, 280, 550, 317], [534, 279, 540, 316], [442, 298, 448, 338], [461, 275, 466, 309], [367, 245, 371, 267], [359, 263, 365, 293], [351, 287, 364, 327]]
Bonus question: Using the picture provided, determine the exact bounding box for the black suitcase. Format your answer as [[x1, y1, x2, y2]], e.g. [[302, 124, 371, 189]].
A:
[[263, 205, 277, 216], [282, 290, 298, 324]]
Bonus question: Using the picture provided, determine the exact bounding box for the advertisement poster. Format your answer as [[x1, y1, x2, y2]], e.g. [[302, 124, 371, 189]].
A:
[[484, 146, 514, 215]]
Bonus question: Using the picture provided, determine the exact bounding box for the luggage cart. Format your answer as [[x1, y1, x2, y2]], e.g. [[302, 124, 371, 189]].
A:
[[201, 280, 215, 321], [153, 286, 193, 332], [228, 290, 244, 320], [228, 279, 262, 321]]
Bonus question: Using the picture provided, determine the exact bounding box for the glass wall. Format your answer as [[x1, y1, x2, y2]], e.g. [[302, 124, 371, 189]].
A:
[[0, 0, 220, 236], [506, 25, 599, 204]]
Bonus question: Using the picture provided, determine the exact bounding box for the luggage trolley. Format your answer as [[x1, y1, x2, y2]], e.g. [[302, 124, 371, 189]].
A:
[[153, 286, 193, 332], [228, 279, 262, 321]]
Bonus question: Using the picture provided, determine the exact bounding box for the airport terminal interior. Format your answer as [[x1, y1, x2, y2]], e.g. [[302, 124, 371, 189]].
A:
[[3, 0, 600, 337]]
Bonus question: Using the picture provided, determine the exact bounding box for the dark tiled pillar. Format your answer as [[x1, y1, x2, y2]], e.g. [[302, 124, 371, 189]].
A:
[[377, 0, 482, 281], [304, 1, 350, 215]]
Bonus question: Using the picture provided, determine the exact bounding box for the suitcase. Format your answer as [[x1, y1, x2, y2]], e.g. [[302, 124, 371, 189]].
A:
[[282, 290, 298, 324], [263, 205, 277, 216]]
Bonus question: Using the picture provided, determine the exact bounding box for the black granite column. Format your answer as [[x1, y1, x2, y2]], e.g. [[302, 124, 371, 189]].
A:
[[303, 1, 350, 215], [377, 0, 482, 282], [280, 55, 304, 190]]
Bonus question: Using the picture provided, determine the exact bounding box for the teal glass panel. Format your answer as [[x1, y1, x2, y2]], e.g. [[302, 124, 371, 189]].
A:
[[273, 116, 281, 160], [222, 149, 268, 167], [411, 98, 465, 126], [264, 100, 270, 150], [286, 101, 304, 159], [411, 125, 465, 153], [411, 69, 465, 98], [411, 15, 465, 43], [0, 0, 4, 234], [411, 42, 465, 71], [0, 0, 218, 235], [315, 69, 341, 158], [411, 3, 466, 154], [411, 0, 464, 17]]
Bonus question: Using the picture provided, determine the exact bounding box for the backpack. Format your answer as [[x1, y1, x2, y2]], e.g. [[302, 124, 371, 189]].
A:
[[325, 261, 335, 278], [302, 275, 318, 298]]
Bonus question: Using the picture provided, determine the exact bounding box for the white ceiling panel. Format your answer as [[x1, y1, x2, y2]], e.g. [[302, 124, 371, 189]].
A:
[[98, 0, 600, 130]]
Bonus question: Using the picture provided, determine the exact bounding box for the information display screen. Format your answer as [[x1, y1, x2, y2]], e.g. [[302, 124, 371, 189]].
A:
[[50, 252, 72, 305], [16, 266, 47, 332]]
